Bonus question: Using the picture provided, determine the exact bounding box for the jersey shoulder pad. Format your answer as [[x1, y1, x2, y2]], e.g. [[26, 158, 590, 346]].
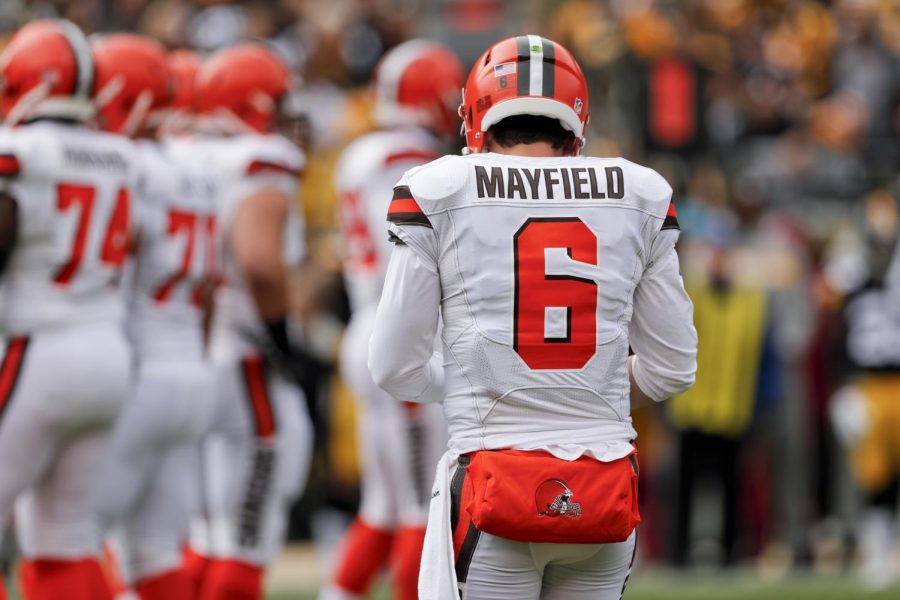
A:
[[608, 157, 676, 228], [617, 158, 672, 214], [243, 134, 304, 178], [335, 130, 439, 192], [404, 154, 469, 209], [334, 132, 389, 190]]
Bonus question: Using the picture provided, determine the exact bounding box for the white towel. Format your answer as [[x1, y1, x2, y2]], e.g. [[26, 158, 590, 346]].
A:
[[418, 450, 460, 600]]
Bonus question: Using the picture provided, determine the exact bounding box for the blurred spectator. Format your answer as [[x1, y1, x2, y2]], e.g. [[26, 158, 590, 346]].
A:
[[826, 188, 900, 589], [668, 237, 779, 567]]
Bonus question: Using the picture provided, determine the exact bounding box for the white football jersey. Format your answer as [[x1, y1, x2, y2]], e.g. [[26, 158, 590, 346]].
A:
[[191, 133, 305, 357], [387, 152, 688, 457], [0, 121, 136, 335], [126, 140, 217, 361], [335, 127, 440, 311]]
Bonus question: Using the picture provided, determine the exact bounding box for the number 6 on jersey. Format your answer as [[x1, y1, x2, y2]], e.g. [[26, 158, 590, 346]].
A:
[[513, 217, 598, 370]]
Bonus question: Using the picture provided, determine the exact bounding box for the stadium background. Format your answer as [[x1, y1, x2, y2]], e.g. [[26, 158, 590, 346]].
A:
[[2, 0, 899, 598]]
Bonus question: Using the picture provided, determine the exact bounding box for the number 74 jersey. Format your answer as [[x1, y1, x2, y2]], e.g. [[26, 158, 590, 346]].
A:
[[387, 152, 692, 457], [0, 122, 137, 336]]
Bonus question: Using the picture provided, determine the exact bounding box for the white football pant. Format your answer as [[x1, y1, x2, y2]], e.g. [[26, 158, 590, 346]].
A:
[[0, 324, 128, 558], [91, 358, 215, 581]]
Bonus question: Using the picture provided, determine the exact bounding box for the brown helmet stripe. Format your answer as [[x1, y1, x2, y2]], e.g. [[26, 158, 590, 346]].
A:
[[540, 37, 555, 97], [515, 36, 531, 96]]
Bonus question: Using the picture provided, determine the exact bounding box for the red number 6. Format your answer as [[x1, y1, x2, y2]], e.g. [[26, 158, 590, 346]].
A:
[[513, 217, 598, 370]]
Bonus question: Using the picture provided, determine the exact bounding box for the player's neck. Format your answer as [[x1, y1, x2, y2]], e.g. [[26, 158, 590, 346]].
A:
[[487, 141, 565, 158]]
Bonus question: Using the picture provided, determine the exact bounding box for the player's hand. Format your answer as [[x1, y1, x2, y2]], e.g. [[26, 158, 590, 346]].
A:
[[247, 318, 324, 389]]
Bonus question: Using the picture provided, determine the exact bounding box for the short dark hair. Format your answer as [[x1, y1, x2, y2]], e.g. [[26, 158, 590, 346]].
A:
[[487, 114, 575, 150]]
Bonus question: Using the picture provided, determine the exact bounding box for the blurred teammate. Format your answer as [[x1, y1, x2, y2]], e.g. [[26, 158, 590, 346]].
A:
[[88, 34, 217, 600], [0, 20, 136, 600], [827, 190, 900, 589], [191, 44, 313, 600], [369, 35, 697, 599], [320, 40, 464, 600], [156, 48, 219, 596]]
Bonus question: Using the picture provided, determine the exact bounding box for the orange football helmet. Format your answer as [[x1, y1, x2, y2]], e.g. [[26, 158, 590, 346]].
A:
[[195, 44, 291, 134], [0, 19, 94, 125], [92, 33, 171, 136], [168, 50, 201, 111], [161, 49, 202, 133], [460, 35, 589, 155], [372, 39, 465, 138]]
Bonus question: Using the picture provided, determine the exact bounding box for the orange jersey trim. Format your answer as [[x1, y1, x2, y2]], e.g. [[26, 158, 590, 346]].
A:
[[0, 154, 21, 178], [662, 201, 680, 231], [246, 160, 300, 178], [385, 150, 439, 167], [387, 186, 432, 228], [388, 198, 422, 215], [0, 337, 28, 420], [240, 356, 276, 439]]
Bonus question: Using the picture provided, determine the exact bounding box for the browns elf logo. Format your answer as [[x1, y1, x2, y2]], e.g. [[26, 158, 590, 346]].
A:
[[535, 479, 582, 518]]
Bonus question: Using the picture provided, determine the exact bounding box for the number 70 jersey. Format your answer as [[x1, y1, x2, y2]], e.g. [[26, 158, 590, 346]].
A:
[[387, 152, 685, 453], [0, 122, 137, 335]]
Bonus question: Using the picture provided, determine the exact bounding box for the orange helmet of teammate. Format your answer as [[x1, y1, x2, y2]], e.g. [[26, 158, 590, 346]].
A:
[[460, 35, 589, 155], [0, 19, 94, 125], [162, 49, 202, 133], [168, 50, 201, 111], [195, 44, 291, 134], [372, 39, 465, 138], [92, 33, 171, 137]]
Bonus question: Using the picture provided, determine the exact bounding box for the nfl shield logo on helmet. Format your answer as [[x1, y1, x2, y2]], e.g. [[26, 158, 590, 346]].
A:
[[574, 97, 583, 115]]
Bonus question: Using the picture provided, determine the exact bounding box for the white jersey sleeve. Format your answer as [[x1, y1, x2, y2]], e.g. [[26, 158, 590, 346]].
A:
[[371, 152, 697, 461], [0, 122, 137, 335], [202, 133, 306, 358], [369, 242, 444, 403]]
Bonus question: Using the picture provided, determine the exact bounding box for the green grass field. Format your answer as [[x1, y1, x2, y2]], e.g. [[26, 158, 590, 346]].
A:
[[265, 574, 900, 600], [5, 571, 899, 599]]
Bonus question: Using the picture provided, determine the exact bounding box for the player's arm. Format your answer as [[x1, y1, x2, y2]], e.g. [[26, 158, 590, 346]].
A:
[[369, 238, 444, 404], [0, 190, 17, 276], [629, 228, 698, 407], [231, 186, 292, 347]]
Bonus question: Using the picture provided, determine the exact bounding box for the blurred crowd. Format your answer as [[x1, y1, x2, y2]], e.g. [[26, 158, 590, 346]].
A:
[[3, 0, 898, 581]]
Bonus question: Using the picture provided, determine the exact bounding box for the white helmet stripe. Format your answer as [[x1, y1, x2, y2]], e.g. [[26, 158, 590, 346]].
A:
[[376, 39, 435, 105], [56, 19, 93, 100], [526, 34, 544, 97]]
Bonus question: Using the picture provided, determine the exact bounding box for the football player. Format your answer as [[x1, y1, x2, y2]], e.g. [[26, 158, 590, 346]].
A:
[[827, 189, 900, 590], [191, 44, 314, 600], [156, 48, 219, 596], [369, 36, 697, 599], [0, 20, 136, 600], [320, 40, 464, 600], [87, 34, 217, 600]]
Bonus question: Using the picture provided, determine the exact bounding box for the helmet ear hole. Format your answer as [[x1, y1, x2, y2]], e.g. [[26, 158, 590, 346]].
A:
[[467, 105, 473, 127]]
